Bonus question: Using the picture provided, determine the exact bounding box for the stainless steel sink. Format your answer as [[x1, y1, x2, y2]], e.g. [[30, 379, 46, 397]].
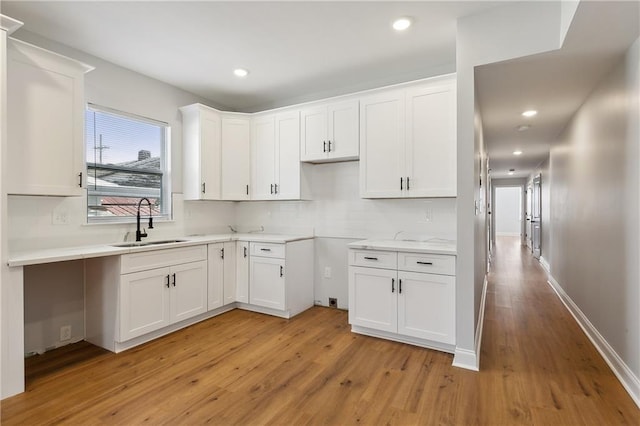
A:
[[112, 239, 187, 248]]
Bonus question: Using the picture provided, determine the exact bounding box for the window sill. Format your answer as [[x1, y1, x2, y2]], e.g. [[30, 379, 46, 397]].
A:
[[82, 217, 175, 227]]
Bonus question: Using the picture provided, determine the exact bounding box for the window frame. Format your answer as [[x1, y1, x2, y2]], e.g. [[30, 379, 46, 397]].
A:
[[85, 103, 172, 225]]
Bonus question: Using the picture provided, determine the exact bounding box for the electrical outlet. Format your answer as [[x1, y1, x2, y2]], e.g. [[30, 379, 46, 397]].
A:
[[60, 325, 72, 341], [329, 298, 338, 308], [52, 210, 69, 225], [323, 266, 332, 279]]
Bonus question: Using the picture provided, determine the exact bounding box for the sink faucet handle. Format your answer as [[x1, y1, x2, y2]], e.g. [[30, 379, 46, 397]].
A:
[[149, 216, 154, 229]]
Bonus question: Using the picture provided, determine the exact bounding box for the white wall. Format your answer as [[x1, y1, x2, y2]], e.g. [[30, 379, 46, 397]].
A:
[[545, 38, 639, 390], [494, 187, 521, 236]]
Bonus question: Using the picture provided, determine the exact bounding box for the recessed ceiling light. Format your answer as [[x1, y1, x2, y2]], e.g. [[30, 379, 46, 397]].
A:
[[392, 17, 412, 31], [513, 150, 523, 156], [522, 110, 537, 118], [517, 124, 531, 132], [233, 68, 249, 78]]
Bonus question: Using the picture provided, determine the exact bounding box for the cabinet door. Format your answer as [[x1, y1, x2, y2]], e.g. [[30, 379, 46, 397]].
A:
[[251, 115, 276, 200], [275, 111, 301, 200], [300, 106, 327, 161], [359, 91, 405, 198], [236, 241, 250, 303], [397, 271, 455, 344], [249, 256, 285, 311], [221, 116, 251, 200], [348, 266, 397, 333], [405, 81, 456, 197], [222, 242, 237, 305], [171, 261, 208, 323], [199, 108, 222, 200], [7, 39, 87, 196], [207, 243, 224, 310], [119, 267, 171, 341], [327, 100, 359, 160]]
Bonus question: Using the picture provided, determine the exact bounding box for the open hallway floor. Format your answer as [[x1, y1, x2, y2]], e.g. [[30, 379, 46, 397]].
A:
[[1, 236, 638, 424]]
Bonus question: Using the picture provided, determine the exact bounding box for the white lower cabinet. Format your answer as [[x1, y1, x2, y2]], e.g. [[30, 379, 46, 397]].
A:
[[236, 241, 250, 303], [348, 247, 456, 351], [207, 241, 237, 310], [249, 256, 285, 310]]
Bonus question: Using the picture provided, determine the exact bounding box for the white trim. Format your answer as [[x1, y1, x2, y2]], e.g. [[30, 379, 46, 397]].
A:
[[0, 15, 23, 35], [453, 274, 488, 371], [539, 256, 550, 273], [546, 274, 640, 408]]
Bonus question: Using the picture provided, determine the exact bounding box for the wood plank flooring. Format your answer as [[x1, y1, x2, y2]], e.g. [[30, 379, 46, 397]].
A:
[[2, 236, 638, 425]]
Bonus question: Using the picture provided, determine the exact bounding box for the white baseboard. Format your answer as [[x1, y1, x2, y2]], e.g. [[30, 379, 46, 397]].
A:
[[453, 275, 488, 371], [546, 274, 640, 408], [539, 256, 550, 273]]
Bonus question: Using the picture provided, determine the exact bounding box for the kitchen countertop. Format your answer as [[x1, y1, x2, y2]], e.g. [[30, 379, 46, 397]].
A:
[[348, 239, 457, 255], [8, 233, 314, 267]]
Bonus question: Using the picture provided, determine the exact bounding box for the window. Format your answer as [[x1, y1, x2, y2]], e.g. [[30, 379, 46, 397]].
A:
[[85, 104, 171, 223]]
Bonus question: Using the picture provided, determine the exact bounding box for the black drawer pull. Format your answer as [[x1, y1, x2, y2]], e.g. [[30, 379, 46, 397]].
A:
[[391, 278, 395, 293], [364, 256, 378, 261], [417, 261, 433, 265], [260, 248, 272, 252], [399, 279, 402, 294]]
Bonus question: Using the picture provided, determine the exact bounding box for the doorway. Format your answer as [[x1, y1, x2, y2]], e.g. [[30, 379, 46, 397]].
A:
[[494, 186, 522, 243]]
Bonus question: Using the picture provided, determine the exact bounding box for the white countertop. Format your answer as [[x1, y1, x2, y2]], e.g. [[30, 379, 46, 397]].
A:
[[348, 239, 457, 255], [8, 233, 314, 267]]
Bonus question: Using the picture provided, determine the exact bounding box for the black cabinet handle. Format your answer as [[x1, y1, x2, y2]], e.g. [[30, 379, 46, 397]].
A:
[[246, 184, 249, 195], [280, 265, 284, 277], [274, 183, 278, 194], [391, 278, 395, 293], [260, 248, 271, 252], [407, 176, 410, 190], [172, 273, 176, 287], [270, 184, 274, 194], [166, 274, 170, 288], [363, 256, 378, 260], [328, 140, 332, 152], [78, 172, 83, 188], [202, 182, 206, 194], [399, 279, 402, 294], [221, 248, 224, 259], [400, 177, 403, 190], [416, 261, 433, 265], [244, 246, 247, 258], [323, 141, 327, 152]]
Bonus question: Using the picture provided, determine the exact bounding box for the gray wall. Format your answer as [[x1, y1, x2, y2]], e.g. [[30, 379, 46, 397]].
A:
[[546, 38, 639, 378]]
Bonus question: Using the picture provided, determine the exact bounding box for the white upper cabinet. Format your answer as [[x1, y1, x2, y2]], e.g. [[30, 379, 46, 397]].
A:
[[221, 115, 251, 200], [180, 104, 222, 200], [300, 99, 359, 163], [7, 38, 93, 196], [251, 111, 308, 200], [359, 75, 456, 198]]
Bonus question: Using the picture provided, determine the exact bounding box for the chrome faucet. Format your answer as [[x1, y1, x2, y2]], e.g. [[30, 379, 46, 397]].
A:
[[136, 198, 154, 242]]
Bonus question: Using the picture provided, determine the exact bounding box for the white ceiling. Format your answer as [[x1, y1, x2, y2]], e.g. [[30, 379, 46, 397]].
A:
[[476, 1, 639, 179], [3, 1, 500, 112]]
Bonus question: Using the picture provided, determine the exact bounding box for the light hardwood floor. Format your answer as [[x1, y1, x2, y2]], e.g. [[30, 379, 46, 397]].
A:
[[2, 237, 638, 424]]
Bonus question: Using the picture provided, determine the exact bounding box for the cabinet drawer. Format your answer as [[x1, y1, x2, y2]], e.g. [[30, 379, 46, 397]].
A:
[[121, 245, 207, 274], [397, 252, 455, 276], [349, 249, 397, 269], [250, 242, 285, 258]]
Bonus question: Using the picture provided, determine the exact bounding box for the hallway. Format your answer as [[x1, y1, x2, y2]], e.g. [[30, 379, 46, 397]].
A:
[[480, 236, 639, 424]]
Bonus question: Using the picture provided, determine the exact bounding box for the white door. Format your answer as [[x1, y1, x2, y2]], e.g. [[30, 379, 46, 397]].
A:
[[200, 108, 222, 200], [119, 267, 171, 341], [251, 115, 276, 200], [236, 241, 250, 303], [171, 261, 208, 323], [348, 266, 397, 333], [300, 106, 327, 161], [249, 256, 285, 311], [221, 117, 251, 200], [327, 100, 359, 160], [207, 243, 224, 310], [359, 90, 405, 198], [222, 242, 237, 305], [405, 82, 456, 197], [397, 271, 455, 344], [275, 111, 301, 199]]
